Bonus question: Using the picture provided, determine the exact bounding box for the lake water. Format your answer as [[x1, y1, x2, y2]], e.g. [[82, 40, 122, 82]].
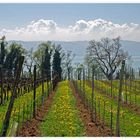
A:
[[9, 40, 140, 71]]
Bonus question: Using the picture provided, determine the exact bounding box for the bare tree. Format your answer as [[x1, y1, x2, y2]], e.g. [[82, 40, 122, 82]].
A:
[[62, 51, 75, 80], [86, 37, 128, 80], [24, 48, 34, 77]]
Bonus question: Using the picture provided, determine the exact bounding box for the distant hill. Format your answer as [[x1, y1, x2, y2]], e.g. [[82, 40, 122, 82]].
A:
[[8, 40, 140, 69]]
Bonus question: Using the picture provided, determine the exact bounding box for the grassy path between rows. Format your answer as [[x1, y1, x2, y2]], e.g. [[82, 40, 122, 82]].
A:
[[40, 81, 85, 136]]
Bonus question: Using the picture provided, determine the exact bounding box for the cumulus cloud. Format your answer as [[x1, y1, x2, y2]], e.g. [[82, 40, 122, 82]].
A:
[[0, 18, 140, 42], [69, 19, 140, 41]]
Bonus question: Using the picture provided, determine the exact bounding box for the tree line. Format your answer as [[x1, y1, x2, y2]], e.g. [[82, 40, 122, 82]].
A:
[[0, 36, 76, 89], [1, 35, 132, 82]]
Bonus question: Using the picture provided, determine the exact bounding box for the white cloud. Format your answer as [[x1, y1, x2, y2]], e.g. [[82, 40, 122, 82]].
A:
[[0, 18, 140, 42]]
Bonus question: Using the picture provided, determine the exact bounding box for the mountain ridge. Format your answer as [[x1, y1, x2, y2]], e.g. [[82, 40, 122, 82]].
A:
[[7, 40, 140, 44], [7, 40, 140, 69]]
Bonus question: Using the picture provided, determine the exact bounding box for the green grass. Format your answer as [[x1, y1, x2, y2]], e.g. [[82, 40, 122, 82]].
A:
[[97, 80, 140, 107], [0, 82, 49, 136], [40, 81, 85, 137], [76, 80, 140, 136]]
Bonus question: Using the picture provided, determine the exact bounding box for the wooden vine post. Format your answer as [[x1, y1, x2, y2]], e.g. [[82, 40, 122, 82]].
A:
[[1, 56, 24, 136], [110, 72, 113, 135], [79, 68, 82, 92], [83, 67, 86, 106], [42, 68, 44, 104], [47, 80, 49, 97], [91, 65, 95, 122], [33, 65, 36, 118], [124, 67, 128, 103], [116, 60, 125, 137], [0, 67, 3, 105]]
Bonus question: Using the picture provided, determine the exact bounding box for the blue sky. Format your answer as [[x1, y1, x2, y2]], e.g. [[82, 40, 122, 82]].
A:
[[0, 3, 140, 29], [0, 3, 140, 41]]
